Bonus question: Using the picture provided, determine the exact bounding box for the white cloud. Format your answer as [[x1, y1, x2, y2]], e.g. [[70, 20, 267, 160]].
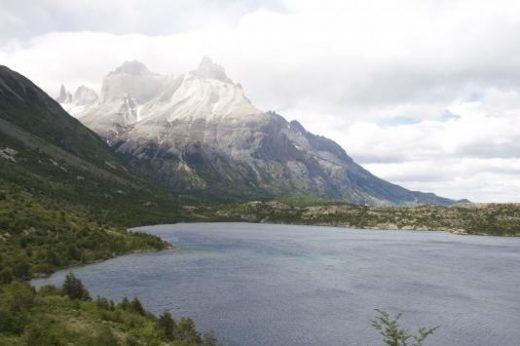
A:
[[1, 0, 520, 202], [340, 94, 520, 202], [364, 158, 520, 203]]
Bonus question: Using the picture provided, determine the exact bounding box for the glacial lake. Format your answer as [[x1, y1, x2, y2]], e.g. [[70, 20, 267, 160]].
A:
[[33, 223, 520, 345]]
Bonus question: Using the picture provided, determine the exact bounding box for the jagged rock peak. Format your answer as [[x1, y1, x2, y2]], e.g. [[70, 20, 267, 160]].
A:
[[56, 84, 72, 103], [57, 84, 67, 100], [289, 120, 307, 134], [73, 86, 98, 106], [192, 56, 231, 83], [111, 60, 153, 76], [101, 60, 166, 104]]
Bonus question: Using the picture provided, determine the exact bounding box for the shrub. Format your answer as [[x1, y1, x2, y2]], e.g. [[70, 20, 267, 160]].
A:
[[372, 309, 438, 346]]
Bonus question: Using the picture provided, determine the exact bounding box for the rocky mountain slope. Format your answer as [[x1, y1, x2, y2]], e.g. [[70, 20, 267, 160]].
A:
[[62, 58, 456, 206]]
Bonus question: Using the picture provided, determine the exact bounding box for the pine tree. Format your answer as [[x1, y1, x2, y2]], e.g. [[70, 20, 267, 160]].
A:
[[158, 311, 176, 340], [62, 272, 90, 300], [129, 297, 145, 315]]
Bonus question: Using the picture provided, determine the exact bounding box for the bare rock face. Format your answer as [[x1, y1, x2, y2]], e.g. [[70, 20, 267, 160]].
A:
[[59, 58, 455, 205], [73, 86, 98, 106], [100, 60, 166, 104], [56, 84, 71, 103], [73, 60, 168, 140], [56, 85, 98, 117], [192, 56, 233, 83]]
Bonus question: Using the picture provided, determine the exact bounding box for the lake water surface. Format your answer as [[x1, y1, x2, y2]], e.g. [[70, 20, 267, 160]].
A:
[[33, 223, 520, 345]]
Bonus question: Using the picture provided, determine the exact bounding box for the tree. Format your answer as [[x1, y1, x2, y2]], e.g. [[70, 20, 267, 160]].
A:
[[62, 272, 90, 300], [158, 311, 176, 340], [129, 297, 145, 316], [12, 260, 30, 280], [177, 317, 202, 344], [371, 309, 438, 346], [119, 296, 130, 310]]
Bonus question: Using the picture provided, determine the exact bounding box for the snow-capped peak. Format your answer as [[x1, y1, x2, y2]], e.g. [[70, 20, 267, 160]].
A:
[[111, 60, 153, 76], [73, 86, 98, 106], [101, 61, 166, 104], [191, 56, 232, 83], [137, 58, 260, 123], [65, 57, 261, 137]]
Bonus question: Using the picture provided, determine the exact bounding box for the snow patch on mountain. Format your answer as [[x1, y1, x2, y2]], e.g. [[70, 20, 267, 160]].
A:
[[69, 58, 260, 138]]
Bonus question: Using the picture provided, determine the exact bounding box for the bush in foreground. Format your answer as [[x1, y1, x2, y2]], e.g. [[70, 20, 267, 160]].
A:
[[372, 309, 438, 346]]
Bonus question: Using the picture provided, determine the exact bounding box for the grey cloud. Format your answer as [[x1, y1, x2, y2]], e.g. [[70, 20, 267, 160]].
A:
[[243, 30, 520, 123], [387, 172, 452, 184], [352, 154, 409, 165], [357, 139, 520, 164], [456, 141, 520, 159], [0, 0, 286, 41]]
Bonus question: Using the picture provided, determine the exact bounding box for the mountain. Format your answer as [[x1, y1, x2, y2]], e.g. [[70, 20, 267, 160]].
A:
[[56, 84, 98, 117], [61, 58, 456, 206], [0, 65, 181, 225], [79, 60, 168, 142]]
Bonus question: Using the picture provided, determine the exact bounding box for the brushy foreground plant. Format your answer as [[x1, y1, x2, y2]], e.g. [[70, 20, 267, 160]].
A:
[[372, 309, 438, 346]]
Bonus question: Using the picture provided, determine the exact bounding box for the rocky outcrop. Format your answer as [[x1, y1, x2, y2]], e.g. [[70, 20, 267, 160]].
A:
[[56, 84, 98, 118]]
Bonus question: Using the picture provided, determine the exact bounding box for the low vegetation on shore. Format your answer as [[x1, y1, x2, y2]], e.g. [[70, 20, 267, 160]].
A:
[[190, 199, 520, 236]]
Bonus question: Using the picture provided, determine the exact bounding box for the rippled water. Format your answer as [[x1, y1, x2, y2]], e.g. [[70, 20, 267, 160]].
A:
[[33, 223, 520, 345]]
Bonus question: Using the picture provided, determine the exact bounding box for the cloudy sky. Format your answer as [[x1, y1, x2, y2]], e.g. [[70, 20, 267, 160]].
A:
[[1, 0, 520, 202]]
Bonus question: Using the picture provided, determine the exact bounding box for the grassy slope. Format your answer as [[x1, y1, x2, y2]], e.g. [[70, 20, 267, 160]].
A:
[[0, 127, 186, 227]]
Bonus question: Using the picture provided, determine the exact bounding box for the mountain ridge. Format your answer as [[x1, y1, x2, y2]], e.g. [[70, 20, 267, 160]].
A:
[[56, 59, 458, 206]]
